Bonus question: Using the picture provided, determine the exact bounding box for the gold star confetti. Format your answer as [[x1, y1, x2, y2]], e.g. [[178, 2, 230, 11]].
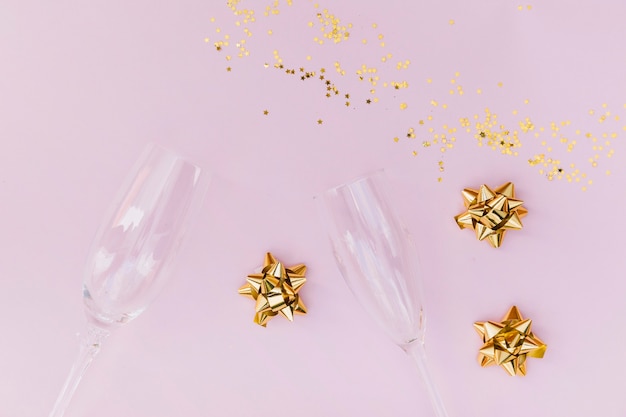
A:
[[238, 253, 307, 327], [209, 3, 620, 190], [474, 306, 547, 376], [317, 119, 323, 124], [263, 109, 269, 115], [454, 182, 527, 248]]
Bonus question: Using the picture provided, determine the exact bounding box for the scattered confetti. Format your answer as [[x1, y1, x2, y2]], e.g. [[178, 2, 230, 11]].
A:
[[207, 1, 621, 190]]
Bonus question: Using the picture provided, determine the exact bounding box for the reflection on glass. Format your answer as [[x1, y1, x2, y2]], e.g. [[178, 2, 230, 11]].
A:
[[49, 144, 209, 417], [318, 171, 449, 417]]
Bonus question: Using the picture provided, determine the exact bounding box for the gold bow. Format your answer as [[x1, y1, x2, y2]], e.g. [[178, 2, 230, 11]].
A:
[[454, 182, 527, 248], [474, 306, 547, 376], [238, 252, 307, 327]]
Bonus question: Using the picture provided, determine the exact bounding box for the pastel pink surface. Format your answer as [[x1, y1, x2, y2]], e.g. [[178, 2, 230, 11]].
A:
[[1, 1, 625, 416]]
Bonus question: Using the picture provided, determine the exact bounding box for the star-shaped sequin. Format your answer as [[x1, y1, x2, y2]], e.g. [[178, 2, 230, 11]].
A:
[[454, 182, 527, 248], [474, 306, 547, 376], [238, 253, 307, 327]]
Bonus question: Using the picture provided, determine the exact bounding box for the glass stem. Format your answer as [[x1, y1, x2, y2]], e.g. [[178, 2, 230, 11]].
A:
[[49, 323, 110, 417], [404, 341, 449, 417]]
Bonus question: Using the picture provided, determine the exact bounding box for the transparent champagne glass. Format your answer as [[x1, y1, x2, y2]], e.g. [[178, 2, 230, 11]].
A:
[[49, 144, 209, 417], [318, 171, 449, 417]]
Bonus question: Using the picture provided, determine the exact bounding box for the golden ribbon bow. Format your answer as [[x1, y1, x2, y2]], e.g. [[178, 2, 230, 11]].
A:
[[474, 306, 547, 376], [238, 252, 307, 327], [454, 182, 527, 248]]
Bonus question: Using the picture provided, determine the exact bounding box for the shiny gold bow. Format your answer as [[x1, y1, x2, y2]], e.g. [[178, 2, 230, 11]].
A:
[[474, 306, 547, 376], [238, 252, 307, 327], [454, 182, 527, 248]]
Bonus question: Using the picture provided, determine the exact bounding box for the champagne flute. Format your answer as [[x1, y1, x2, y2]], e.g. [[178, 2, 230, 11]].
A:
[[318, 171, 449, 417], [49, 144, 209, 417]]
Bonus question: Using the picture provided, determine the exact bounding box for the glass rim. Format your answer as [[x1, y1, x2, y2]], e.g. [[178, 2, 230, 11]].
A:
[[322, 168, 387, 195], [143, 142, 204, 170]]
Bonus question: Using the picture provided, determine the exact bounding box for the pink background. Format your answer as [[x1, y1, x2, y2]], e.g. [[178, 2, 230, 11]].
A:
[[2, 0, 626, 415]]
